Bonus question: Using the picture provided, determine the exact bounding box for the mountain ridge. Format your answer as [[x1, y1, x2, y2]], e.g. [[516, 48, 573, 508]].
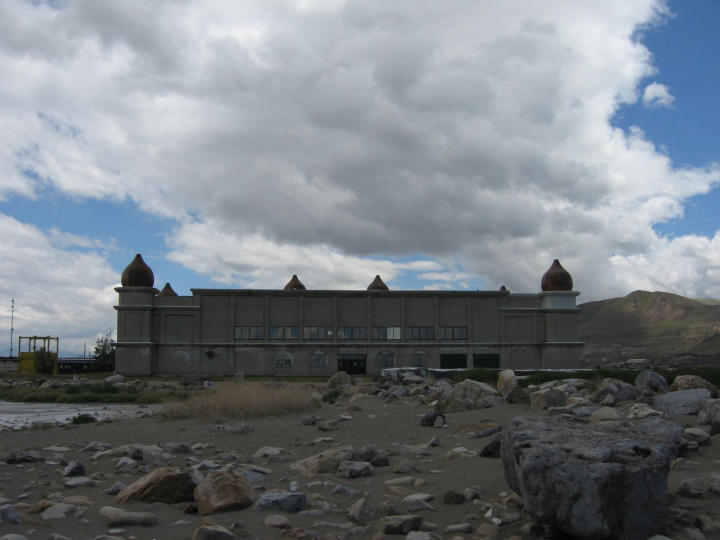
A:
[[577, 290, 720, 365]]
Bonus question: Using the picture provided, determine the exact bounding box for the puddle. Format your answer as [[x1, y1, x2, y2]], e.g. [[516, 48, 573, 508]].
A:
[[0, 401, 161, 430]]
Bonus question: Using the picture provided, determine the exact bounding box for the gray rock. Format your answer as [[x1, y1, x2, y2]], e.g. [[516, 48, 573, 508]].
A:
[[41, 503, 81, 520], [675, 473, 720, 498], [380, 515, 423, 535], [64, 476, 96, 488], [497, 369, 518, 394], [5, 451, 42, 464], [504, 385, 530, 405], [684, 427, 711, 447], [104, 481, 125, 495], [62, 459, 85, 477], [477, 433, 502, 457], [357, 446, 390, 467], [104, 374, 125, 384], [192, 524, 236, 540], [635, 370, 669, 393], [337, 460, 374, 478], [256, 491, 307, 513], [0, 535, 29, 540], [0, 504, 20, 524], [530, 388, 566, 409], [594, 378, 640, 404], [386, 385, 411, 399], [654, 388, 712, 416], [697, 399, 720, 435], [99, 506, 158, 526], [502, 416, 677, 540], [633, 416, 687, 449]]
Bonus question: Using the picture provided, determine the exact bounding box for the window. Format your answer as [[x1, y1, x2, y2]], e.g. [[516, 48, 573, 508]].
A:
[[269, 326, 299, 340], [377, 351, 395, 368], [406, 327, 434, 340], [439, 326, 467, 340], [310, 351, 327, 369], [274, 351, 294, 369], [234, 326, 264, 340], [337, 327, 367, 340], [412, 351, 429, 368], [372, 326, 401, 340], [303, 326, 333, 340]]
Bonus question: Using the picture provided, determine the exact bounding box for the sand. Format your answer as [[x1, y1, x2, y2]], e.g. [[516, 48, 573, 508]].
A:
[[0, 388, 718, 540]]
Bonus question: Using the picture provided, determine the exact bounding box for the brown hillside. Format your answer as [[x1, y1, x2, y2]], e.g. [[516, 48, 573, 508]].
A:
[[578, 290, 720, 364]]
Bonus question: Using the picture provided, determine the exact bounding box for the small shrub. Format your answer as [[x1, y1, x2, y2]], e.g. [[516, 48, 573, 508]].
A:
[[461, 368, 499, 386], [322, 387, 343, 404], [71, 413, 97, 424]]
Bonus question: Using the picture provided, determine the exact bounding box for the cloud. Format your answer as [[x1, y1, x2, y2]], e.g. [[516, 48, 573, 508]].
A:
[[0, 0, 718, 316], [642, 82, 675, 108], [0, 214, 118, 356]]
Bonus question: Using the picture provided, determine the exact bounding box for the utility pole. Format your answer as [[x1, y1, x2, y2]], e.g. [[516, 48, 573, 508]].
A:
[[10, 298, 15, 359]]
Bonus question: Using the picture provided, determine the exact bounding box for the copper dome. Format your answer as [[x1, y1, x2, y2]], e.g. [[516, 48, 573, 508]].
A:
[[367, 275, 389, 291], [158, 282, 177, 297], [283, 274, 306, 291], [541, 259, 573, 291], [121, 254, 154, 287]]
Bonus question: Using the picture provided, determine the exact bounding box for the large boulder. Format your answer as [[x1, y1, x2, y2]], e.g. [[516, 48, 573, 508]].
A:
[[530, 388, 567, 409], [501, 416, 677, 540], [654, 389, 712, 416], [448, 379, 498, 410], [670, 375, 718, 396], [496, 370, 518, 395], [697, 399, 720, 435], [635, 371, 669, 393], [114, 467, 195, 504], [194, 470, 255, 515], [593, 378, 640, 405]]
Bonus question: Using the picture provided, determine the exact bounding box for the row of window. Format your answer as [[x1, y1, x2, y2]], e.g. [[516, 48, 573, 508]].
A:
[[274, 350, 430, 369], [235, 326, 467, 341]]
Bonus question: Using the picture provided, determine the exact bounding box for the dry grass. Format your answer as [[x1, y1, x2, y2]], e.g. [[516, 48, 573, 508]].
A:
[[163, 381, 318, 420]]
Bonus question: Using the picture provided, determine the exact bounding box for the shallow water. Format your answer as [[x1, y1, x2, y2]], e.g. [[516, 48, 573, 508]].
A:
[[0, 401, 161, 430]]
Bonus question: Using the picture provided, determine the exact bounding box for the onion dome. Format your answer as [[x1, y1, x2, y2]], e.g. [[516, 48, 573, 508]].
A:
[[541, 259, 573, 291], [283, 274, 306, 291], [121, 254, 154, 287], [157, 282, 177, 296], [367, 275, 389, 291]]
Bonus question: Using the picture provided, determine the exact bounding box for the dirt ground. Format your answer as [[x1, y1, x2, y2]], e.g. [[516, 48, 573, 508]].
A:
[[0, 387, 718, 540]]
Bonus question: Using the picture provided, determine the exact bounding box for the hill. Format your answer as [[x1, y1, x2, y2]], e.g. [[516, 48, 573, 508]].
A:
[[577, 290, 720, 365]]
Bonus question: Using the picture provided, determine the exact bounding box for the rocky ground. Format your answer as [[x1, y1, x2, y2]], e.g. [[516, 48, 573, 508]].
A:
[[0, 370, 719, 540]]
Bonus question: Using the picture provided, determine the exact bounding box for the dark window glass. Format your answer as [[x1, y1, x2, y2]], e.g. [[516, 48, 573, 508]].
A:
[[235, 326, 264, 340]]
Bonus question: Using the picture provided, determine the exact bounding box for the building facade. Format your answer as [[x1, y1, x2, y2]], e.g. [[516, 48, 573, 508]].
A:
[[114, 255, 582, 376]]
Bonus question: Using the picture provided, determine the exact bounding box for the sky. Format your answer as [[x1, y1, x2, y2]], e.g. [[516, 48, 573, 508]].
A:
[[0, 0, 718, 356]]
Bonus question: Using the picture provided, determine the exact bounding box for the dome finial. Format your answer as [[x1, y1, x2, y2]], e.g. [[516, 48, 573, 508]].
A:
[[121, 254, 154, 287], [158, 282, 177, 296], [541, 259, 573, 291], [367, 275, 389, 291], [284, 274, 306, 291]]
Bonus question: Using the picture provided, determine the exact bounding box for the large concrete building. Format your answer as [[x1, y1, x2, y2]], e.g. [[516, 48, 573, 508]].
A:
[[114, 255, 581, 376]]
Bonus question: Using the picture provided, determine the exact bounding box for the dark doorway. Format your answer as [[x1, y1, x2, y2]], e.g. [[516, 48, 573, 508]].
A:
[[440, 353, 467, 369], [337, 354, 367, 375], [473, 354, 500, 368]]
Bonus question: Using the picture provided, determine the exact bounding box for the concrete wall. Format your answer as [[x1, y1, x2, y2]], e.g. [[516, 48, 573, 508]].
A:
[[115, 288, 583, 376]]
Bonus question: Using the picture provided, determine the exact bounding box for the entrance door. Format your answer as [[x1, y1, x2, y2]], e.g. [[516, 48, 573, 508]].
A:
[[337, 354, 367, 375], [440, 353, 467, 369]]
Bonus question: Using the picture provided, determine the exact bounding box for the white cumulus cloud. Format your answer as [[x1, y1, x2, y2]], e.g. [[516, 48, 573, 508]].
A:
[[642, 82, 676, 108], [0, 0, 717, 351]]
